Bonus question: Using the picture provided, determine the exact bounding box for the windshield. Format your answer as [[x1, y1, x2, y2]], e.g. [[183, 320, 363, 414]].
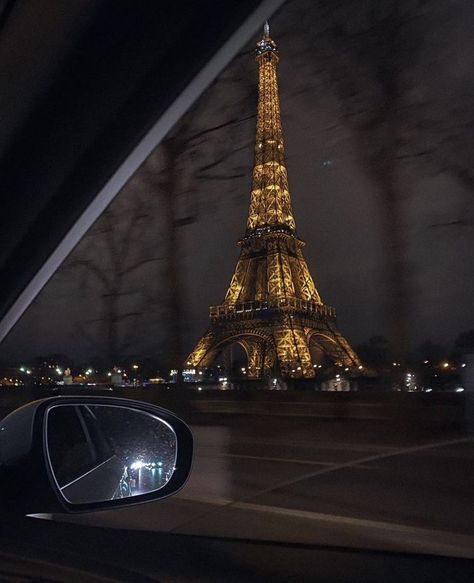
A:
[[1, 0, 473, 563]]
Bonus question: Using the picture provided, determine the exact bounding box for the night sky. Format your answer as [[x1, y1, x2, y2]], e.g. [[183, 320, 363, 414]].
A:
[[2, 0, 473, 364]]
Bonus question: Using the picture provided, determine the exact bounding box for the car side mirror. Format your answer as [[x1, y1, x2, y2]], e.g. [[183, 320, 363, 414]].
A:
[[0, 397, 193, 515]]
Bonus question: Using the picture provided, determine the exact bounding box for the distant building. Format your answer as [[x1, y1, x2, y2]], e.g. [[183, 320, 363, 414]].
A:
[[321, 375, 353, 392]]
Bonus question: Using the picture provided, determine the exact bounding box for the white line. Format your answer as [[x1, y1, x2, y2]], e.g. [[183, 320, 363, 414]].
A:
[[60, 455, 117, 490], [230, 502, 474, 558], [231, 502, 440, 532], [223, 453, 336, 466], [242, 436, 474, 500], [233, 439, 400, 453], [170, 436, 474, 538], [175, 494, 233, 506], [169, 497, 474, 559], [222, 453, 383, 470]]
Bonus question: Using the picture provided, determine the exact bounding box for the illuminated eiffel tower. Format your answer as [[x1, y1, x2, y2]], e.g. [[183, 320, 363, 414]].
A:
[[186, 23, 362, 379]]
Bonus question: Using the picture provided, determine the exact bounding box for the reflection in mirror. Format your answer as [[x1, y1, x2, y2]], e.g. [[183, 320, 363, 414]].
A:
[[46, 404, 177, 504]]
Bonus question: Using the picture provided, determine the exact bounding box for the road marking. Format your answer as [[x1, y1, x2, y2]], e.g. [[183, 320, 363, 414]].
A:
[[175, 494, 233, 505], [241, 436, 474, 500], [232, 439, 399, 453], [223, 453, 336, 466], [229, 502, 474, 558], [171, 435, 474, 539], [231, 501, 451, 532], [221, 453, 381, 470], [169, 497, 474, 559]]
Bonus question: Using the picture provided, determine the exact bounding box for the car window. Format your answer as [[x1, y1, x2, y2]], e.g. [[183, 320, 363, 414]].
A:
[[1, 0, 473, 566]]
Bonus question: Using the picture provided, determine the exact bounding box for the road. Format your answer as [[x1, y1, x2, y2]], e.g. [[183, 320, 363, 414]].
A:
[[48, 414, 474, 559]]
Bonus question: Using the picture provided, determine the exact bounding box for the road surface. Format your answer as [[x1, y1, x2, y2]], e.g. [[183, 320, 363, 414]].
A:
[[48, 414, 474, 558]]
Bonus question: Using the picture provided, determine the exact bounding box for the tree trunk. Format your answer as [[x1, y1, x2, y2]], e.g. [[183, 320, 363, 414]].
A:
[[160, 139, 184, 381]]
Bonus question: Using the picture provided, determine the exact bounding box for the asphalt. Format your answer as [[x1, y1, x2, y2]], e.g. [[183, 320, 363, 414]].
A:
[[48, 415, 474, 559]]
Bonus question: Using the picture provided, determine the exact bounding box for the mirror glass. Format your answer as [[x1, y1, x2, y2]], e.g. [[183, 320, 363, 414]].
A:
[[45, 404, 177, 504]]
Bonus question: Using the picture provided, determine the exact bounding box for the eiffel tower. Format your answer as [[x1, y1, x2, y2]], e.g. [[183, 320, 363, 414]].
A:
[[186, 23, 362, 379]]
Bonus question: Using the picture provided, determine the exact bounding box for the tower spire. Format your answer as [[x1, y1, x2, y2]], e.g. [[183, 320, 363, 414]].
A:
[[263, 20, 270, 38], [248, 19, 296, 235]]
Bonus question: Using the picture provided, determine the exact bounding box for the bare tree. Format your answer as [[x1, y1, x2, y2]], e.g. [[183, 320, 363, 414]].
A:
[[403, 91, 474, 228], [61, 176, 163, 364], [286, 0, 474, 367], [135, 57, 255, 375], [57, 50, 255, 370], [290, 0, 433, 366]]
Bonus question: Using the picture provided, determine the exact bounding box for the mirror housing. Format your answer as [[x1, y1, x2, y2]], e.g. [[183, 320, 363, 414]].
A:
[[0, 397, 193, 515]]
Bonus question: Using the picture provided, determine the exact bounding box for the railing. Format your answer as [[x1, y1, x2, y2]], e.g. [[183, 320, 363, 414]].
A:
[[209, 298, 336, 320]]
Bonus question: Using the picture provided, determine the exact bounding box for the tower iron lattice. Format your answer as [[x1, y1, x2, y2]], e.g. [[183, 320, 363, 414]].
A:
[[186, 24, 362, 379]]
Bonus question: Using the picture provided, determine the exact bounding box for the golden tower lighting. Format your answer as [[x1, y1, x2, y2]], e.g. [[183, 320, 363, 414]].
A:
[[186, 23, 362, 379]]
